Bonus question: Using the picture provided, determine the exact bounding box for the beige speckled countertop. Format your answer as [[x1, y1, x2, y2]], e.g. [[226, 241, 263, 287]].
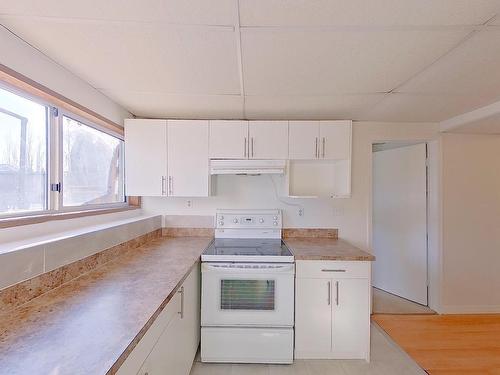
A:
[[0, 236, 212, 375], [285, 237, 375, 261]]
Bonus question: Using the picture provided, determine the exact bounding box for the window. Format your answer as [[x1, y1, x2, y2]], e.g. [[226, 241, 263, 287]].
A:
[[0, 83, 126, 219], [0, 86, 48, 216], [62, 116, 124, 207]]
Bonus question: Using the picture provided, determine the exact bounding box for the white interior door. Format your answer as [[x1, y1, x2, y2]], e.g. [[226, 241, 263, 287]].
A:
[[372, 143, 428, 305]]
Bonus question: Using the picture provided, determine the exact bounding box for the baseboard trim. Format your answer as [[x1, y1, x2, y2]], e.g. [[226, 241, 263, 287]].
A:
[[439, 305, 500, 314]]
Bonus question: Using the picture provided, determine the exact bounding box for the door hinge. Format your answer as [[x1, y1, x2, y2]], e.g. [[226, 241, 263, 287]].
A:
[[51, 107, 59, 117], [50, 182, 62, 193]]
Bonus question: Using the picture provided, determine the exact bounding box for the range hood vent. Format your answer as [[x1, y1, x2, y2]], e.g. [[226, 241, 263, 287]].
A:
[[210, 159, 286, 175]]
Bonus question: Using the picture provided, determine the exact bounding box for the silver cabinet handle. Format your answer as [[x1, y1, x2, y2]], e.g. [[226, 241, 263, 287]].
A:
[[161, 176, 166, 195], [315, 137, 318, 158], [244, 137, 247, 158], [322, 137, 326, 158], [321, 269, 346, 272], [251, 137, 254, 158], [335, 281, 339, 306], [168, 176, 173, 196], [327, 281, 331, 305], [178, 286, 184, 319]]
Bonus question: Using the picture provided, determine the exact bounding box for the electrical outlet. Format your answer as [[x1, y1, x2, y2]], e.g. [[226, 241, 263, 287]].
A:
[[298, 208, 304, 217]]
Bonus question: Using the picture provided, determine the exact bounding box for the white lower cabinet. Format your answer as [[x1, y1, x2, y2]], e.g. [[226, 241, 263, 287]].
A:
[[117, 264, 200, 375], [295, 261, 371, 361]]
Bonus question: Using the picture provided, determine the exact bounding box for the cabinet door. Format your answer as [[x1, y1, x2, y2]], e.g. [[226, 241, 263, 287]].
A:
[[124, 119, 167, 196], [331, 278, 370, 359], [209, 120, 248, 159], [248, 121, 288, 159], [138, 313, 184, 375], [288, 121, 320, 160], [295, 278, 332, 358], [167, 120, 209, 197], [319, 121, 351, 160], [176, 264, 200, 374]]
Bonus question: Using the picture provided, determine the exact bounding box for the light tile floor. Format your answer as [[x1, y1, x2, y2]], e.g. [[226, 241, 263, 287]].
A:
[[372, 288, 436, 315], [190, 324, 426, 375]]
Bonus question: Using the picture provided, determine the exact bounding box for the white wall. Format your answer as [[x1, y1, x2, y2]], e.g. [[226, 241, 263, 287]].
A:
[[143, 121, 440, 251], [0, 25, 131, 125], [441, 133, 500, 313]]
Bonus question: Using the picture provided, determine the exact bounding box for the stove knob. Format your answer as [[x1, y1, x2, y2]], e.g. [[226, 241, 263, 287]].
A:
[[233, 218, 238, 223], [273, 221, 278, 226], [220, 215, 224, 220], [259, 218, 264, 223], [273, 216, 278, 220], [219, 221, 224, 226]]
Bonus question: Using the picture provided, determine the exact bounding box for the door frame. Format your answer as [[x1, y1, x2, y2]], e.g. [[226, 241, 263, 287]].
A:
[[368, 139, 442, 313]]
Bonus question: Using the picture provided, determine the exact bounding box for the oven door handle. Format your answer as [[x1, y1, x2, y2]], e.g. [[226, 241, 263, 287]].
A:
[[202, 263, 295, 274]]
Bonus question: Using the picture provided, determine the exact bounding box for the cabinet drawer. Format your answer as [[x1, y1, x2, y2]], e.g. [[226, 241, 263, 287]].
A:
[[296, 260, 370, 279]]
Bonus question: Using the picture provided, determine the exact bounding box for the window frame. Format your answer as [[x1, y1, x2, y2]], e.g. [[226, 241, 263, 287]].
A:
[[0, 80, 129, 221], [0, 80, 53, 219], [57, 110, 127, 212]]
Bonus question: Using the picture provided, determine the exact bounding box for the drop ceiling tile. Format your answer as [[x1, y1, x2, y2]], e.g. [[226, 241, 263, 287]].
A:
[[241, 29, 468, 95], [239, 0, 500, 27], [244, 94, 386, 120], [102, 90, 244, 119], [0, 0, 236, 25], [361, 93, 498, 122], [0, 18, 241, 95], [397, 30, 500, 100]]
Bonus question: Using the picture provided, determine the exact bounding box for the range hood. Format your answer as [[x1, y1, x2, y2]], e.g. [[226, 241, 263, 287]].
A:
[[210, 159, 286, 175]]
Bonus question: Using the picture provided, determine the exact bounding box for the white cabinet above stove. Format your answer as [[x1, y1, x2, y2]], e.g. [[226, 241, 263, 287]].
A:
[[209, 120, 288, 160]]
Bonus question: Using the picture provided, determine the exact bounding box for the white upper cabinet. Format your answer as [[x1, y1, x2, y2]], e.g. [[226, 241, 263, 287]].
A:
[[319, 121, 352, 160], [289, 120, 351, 161], [289, 121, 320, 160], [167, 120, 209, 197], [124, 119, 167, 196], [248, 121, 289, 159], [209, 120, 248, 159]]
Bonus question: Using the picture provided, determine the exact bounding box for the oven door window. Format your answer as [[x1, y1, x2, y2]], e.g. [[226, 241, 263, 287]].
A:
[[220, 279, 275, 311]]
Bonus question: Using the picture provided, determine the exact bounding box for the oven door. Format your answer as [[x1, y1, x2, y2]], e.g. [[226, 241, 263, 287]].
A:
[[201, 262, 295, 327]]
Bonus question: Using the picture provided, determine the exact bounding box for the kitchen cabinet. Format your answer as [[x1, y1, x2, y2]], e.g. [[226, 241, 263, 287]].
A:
[[320, 121, 351, 160], [209, 120, 288, 160], [209, 120, 248, 159], [287, 120, 352, 198], [125, 119, 209, 197], [289, 120, 351, 160], [295, 260, 371, 360], [288, 121, 319, 160], [295, 278, 332, 354], [248, 121, 288, 159], [124, 119, 168, 196], [117, 264, 200, 375], [167, 120, 209, 197]]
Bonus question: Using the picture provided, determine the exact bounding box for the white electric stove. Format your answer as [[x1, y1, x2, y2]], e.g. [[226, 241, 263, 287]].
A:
[[200, 209, 295, 364]]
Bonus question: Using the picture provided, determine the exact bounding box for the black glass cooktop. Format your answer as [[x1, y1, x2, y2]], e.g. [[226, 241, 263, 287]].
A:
[[203, 238, 293, 257]]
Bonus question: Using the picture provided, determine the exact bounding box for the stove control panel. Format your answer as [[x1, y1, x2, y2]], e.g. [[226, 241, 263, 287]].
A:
[[215, 209, 282, 231]]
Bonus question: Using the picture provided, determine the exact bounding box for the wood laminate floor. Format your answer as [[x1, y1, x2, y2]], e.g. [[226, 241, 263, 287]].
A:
[[372, 314, 500, 375]]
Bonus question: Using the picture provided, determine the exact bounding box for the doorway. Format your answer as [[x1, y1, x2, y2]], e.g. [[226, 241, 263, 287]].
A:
[[372, 142, 434, 314]]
